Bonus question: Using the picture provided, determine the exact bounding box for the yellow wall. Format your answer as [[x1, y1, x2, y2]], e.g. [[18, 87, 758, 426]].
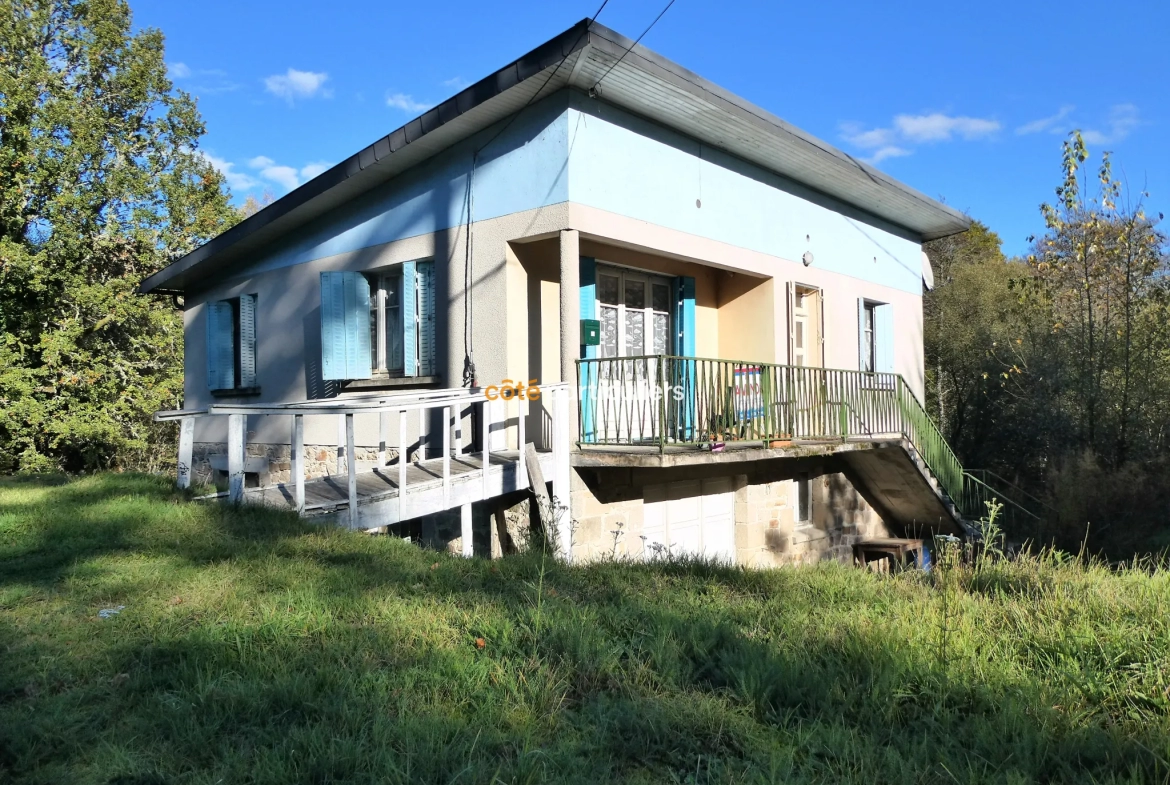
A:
[[716, 273, 776, 364]]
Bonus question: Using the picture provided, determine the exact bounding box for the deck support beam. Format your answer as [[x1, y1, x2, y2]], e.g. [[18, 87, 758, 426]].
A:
[[461, 503, 473, 558], [292, 414, 305, 514], [177, 417, 195, 490], [345, 413, 357, 526], [227, 414, 246, 504]]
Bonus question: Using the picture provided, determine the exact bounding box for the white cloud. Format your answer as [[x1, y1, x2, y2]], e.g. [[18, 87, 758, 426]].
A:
[[169, 61, 192, 79], [1082, 104, 1139, 145], [442, 76, 471, 90], [386, 92, 432, 113], [299, 161, 331, 180], [247, 155, 275, 169], [839, 111, 1000, 165], [264, 68, 331, 102], [868, 146, 913, 163], [1016, 105, 1075, 135], [893, 113, 1001, 142], [201, 152, 260, 192]]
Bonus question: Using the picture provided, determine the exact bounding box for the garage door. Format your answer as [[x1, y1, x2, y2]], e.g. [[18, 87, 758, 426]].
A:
[[643, 478, 736, 563]]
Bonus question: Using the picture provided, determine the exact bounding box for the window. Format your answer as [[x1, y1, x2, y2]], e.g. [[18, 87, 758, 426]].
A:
[[595, 265, 673, 359], [206, 294, 257, 392], [857, 299, 892, 374], [368, 269, 405, 375], [320, 261, 435, 382], [790, 284, 822, 368], [795, 474, 811, 525], [861, 302, 876, 373]]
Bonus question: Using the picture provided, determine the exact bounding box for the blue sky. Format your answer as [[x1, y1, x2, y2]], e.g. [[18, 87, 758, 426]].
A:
[[135, 0, 1168, 257]]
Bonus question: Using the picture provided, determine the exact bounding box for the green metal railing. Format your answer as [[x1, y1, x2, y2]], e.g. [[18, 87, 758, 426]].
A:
[[576, 355, 1036, 524]]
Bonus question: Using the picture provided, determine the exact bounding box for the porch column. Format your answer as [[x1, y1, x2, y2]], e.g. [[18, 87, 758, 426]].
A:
[[559, 229, 580, 442]]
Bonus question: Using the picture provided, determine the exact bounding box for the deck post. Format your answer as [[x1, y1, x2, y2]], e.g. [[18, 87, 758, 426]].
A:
[[418, 408, 427, 461], [481, 399, 490, 501], [177, 416, 195, 489], [517, 396, 526, 492], [379, 410, 389, 468], [336, 413, 345, 475], [461, 503, 473, 558], [442, 405, 451, 509], [398, 409, 407, 522], [292, 414, 305, 514], [227, 413, 246, 504], [345, 413, 357, 527]]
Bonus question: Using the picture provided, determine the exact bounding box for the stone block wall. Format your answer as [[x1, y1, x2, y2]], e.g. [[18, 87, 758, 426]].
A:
[[190, 441, 401, 487], [569, 456, 893, 568]]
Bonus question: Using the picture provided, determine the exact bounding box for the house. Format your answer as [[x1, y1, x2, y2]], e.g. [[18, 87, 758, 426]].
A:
[[142, 20, 990, 566]]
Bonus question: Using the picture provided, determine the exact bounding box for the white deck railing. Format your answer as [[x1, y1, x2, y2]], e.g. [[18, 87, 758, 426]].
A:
[[155, 384, 572, 553]]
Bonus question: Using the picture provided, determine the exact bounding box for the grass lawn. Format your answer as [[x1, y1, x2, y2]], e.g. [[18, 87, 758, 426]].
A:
[[1, 474, 1168, 784]]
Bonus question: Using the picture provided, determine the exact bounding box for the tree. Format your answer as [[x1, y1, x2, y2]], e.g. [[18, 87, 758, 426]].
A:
[[0, 0, 238, 472]]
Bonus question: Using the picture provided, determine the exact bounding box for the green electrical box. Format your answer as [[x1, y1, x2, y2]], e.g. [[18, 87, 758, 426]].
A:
[[580, 318, 601, 346]]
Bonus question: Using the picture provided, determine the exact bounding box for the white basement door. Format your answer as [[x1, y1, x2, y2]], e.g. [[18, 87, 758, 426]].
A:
[[643, 478, 736, 563]]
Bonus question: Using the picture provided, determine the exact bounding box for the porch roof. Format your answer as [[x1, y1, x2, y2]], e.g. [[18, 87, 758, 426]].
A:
[[140, 20, 970, 295]]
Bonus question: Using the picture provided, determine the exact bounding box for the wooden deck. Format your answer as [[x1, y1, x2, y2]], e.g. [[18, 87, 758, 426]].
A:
[[226, 449, 553, 528]]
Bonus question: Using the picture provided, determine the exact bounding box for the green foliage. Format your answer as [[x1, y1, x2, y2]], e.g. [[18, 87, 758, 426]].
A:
[[2, 474, 1169, 783], [0, 0, 238, 472], [926, 135, 1170, 554]]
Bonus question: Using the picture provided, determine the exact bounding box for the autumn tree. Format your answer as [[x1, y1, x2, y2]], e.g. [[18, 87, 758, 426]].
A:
[[0, 0, 238, 471]]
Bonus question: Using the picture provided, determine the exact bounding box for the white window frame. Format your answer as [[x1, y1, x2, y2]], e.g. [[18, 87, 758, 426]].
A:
[[861, 301, 877, 374], [596, 263, 672, 359], [365, 262, 432, 379]]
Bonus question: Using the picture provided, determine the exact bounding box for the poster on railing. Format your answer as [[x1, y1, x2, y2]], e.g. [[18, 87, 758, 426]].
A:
[[734, 366, 765, 420]]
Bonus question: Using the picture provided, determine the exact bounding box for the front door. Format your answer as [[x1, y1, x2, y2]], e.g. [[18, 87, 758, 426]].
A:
[[596, 265, 672, 442]]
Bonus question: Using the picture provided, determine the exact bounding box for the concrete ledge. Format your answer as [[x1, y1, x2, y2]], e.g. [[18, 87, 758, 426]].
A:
[[571, 437, 900, 469]]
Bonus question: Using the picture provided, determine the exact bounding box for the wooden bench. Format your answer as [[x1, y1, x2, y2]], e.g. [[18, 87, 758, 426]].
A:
[[853, 538, 925, 570]]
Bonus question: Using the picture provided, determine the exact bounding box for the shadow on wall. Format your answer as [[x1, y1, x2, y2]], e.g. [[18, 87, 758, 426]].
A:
[[302, 306, 338, 401]]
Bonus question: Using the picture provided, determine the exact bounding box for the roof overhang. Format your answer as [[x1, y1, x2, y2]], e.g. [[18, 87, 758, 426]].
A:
[[141, 20, 970, 294]]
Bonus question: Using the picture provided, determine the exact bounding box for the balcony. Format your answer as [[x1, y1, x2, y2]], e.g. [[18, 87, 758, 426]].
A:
[[576, 355, 971, 525]]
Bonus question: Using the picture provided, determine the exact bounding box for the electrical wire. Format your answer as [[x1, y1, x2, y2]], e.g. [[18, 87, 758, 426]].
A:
[[590, 0, 677, 94], [460, 0, 611, 388]]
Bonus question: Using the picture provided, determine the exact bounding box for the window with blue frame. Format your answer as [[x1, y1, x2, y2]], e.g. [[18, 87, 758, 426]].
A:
[[858, 299, 894, 374], [320, 261, 435, 382], [206, 294, 257, 392]]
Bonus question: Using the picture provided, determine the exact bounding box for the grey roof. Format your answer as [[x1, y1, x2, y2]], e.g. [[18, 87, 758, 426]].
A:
[[141, 20, 970, 294]]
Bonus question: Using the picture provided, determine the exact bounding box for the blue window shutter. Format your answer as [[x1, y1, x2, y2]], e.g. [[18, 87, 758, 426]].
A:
[[672, 276, 697, 441], [238, 294, 257, 388], [875, 303, 894, 373], [206, 300, 235, 390], [417, 261, 436, 376], [857, 298, 867, 371], [344, 273, 371, 380], [579, 257, 596, 360], [402, 261, 418, 377], [320, 272, 371, 380], [674, 276, 696, 356]]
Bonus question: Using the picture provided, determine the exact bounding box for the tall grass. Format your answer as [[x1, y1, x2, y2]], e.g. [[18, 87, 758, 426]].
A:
[[1, 474, 1168, 784]]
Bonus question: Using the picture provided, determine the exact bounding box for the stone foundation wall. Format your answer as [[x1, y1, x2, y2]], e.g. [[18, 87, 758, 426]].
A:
[[569, 457, 892, 568], [191, 441, 401, 487]]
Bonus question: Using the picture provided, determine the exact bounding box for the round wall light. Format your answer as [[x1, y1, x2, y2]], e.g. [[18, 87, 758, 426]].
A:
[[802, 251, 814, 267]]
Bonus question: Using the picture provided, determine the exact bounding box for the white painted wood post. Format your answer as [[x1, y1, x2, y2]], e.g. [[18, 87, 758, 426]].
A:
[[418, 408, 427, 461], [292, 414, 305, 514], [379, 410, 389, 469], [345, 413, 357, 527], [481, 399, 490, 501], [227, 414, 246, 504], [517, 396, 526, 492], [461, 503, 473, 558], [336, 413, 345, 475], [177, 417, 195, 489], [398, 409, 407, 522], [442, 405, 451, 509]]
